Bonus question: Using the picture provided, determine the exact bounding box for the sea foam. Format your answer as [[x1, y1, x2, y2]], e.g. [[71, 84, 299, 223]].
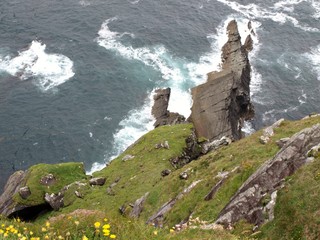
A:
[[0, 40, 74, 91], [305, 44, 320, 81], [90, 16, 261, 172], [216, 0, 319, 32]]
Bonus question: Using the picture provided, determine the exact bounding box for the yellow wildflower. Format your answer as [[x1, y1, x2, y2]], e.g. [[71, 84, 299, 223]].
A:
[[14, 229, 18, 234], [74, 221, 80, 226], [30, 231, 33, 235], [41, 227, 47, 232], [3, 232, 8, 237], [1, 224, 4, 227], [31, 238, 40, 240], [170, 229, 175, 233], [44, 235, 49, 239], [94, 221, 101, 228], [153, 230, 158, 235], [103, 218, 108, 222], [110, 234, 116, 239], [82, 235, 89, 240], [58, 235, 63, 239], [21, 237, 27, 240], [103, 224, 110, 229], [18, 233, 22, 237], [45, 221, 50, 228], [103, 229, 110, 236], [17, 217, 21, 223]]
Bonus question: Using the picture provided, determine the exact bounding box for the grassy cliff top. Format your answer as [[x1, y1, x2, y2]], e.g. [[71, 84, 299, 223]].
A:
[[1, 116, 320, 239]]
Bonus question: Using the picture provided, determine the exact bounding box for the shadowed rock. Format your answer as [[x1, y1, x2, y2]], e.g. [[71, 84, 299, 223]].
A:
[[190, 20, 254, 141], [0, 171, 27, 217], [45, 193, 64, 211], [152, 88, 185, 128]]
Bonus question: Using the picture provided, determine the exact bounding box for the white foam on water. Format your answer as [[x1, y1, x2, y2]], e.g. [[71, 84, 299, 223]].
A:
[[97, 17, 182, 82], [274, 0, 306, 12], [311, 0, 320, 19], [90, 16, 261, 173], [298, 90, 307, 104], [87, 93, 155, 174], [79, 0, 91, 7], [129, 0, 141, 4], [304, 44, 320, 80], [0, 40, 74, 91], [242, 121, 255, 136], [216, 0, 319, 32]]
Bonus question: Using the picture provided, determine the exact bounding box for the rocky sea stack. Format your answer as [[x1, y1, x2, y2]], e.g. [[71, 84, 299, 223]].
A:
[[190, 20, 254, 141]]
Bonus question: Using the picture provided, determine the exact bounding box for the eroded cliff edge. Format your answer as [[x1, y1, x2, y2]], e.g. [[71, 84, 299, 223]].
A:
[[190, 20, 254, 141]]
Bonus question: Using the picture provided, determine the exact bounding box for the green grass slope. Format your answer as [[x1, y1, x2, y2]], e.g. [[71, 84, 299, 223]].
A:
[[1, 116, 320, 240]]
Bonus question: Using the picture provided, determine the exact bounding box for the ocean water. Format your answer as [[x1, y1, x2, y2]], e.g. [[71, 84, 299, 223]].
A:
[[0, 0, 319, 192]]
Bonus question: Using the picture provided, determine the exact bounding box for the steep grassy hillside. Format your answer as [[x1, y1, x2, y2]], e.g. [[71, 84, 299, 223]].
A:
[[0, 116, 320, 240]]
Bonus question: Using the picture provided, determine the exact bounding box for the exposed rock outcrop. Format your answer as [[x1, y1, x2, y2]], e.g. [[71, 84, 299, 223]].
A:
[[152, 88, 186, 128], [190, 20, 254, 141], [215, 123, 320, 228], [89, 177, 106, 186], [147, 180, 202, 227], [0, 163, 86, 219], [45, 192, 64, 211], [0, 171, 27, 217], [170, 131, 202, 168], [259, 118, 284, 144], [130, 192, 149, 218]]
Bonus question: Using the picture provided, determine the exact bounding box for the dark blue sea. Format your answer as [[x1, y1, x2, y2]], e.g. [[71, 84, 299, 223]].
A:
[[0, 0, 319, 192]]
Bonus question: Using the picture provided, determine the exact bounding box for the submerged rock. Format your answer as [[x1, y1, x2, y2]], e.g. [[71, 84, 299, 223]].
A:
[[190, 20, 254, 141]]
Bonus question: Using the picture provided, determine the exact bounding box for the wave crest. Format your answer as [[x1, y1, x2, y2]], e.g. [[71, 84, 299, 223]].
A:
[[0, 40, 74, 91]]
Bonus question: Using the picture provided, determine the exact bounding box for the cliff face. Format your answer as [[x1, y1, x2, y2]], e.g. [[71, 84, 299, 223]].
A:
[[190, 20, 254, 141]]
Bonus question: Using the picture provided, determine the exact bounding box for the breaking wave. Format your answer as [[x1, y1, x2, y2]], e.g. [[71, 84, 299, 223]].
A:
[[216, 0, 319, 32], [88, 16, 261, 173], [0, 40, 74, 91]]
